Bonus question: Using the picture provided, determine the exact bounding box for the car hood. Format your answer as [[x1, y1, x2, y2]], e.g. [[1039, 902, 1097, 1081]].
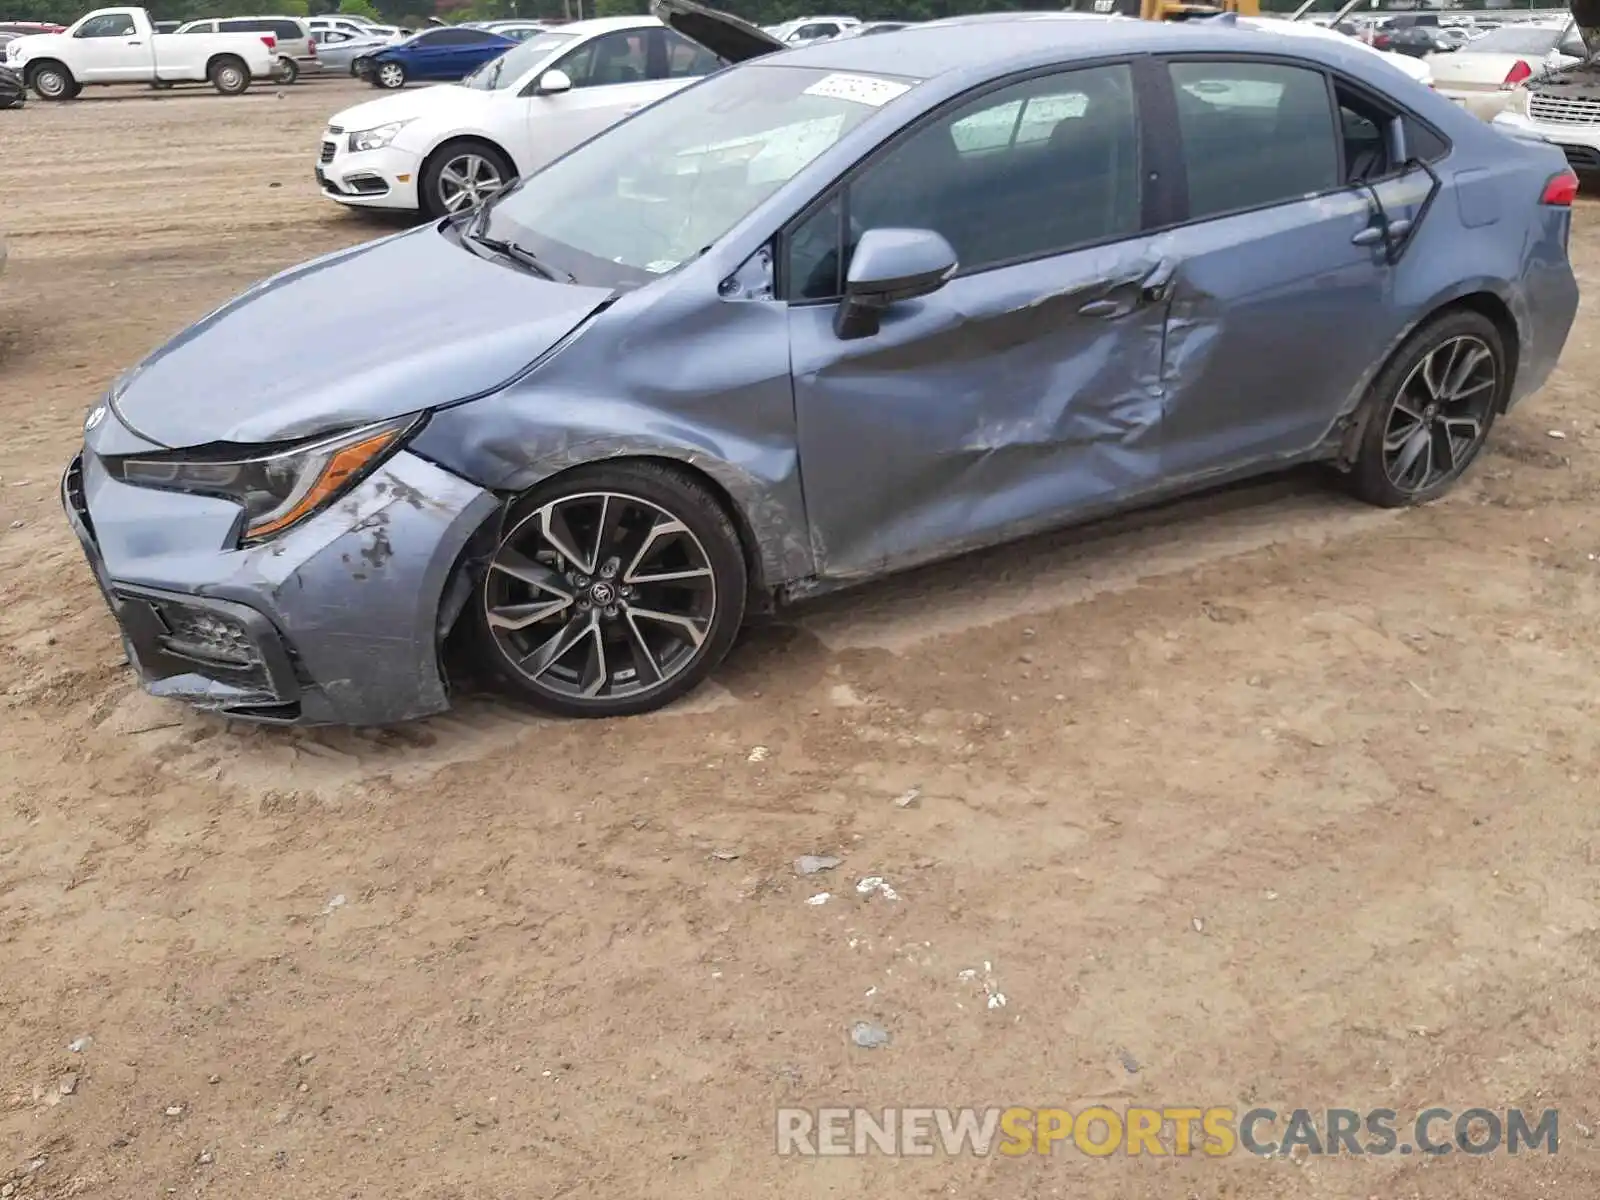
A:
[[109, 224, 616, 449], [330, 83, 490, 131], [650, 0, 784, 63], [4, 32, 59, 58]]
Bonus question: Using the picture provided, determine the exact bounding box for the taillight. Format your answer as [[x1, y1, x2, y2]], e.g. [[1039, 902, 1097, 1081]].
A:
[[307, 39, 317, 56], [1501, 59, 1532, 89], [261, 34, 275, 49], [1541, 169, 1579, 207]]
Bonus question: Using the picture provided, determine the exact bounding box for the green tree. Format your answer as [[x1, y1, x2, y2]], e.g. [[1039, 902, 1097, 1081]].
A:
[[335, 0, 383, 18]]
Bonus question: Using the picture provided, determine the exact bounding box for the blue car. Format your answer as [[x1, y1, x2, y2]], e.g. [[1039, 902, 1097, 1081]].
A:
[[357, 25, 515, 89], [62, 5, 1580, 724]]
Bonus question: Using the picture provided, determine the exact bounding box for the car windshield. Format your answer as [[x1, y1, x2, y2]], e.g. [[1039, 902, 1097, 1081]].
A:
[[460, 31, 574, 89], [484, 64, 915, 287], [1466, 25, 1564, 54]]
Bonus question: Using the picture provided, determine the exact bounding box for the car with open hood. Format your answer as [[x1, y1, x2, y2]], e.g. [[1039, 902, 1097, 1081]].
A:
[[65, 4, 1579, 726]]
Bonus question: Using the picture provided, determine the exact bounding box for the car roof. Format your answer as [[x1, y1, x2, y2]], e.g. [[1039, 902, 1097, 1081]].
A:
[[772, 16, 1372, 80], [546, 15, 662, 35]]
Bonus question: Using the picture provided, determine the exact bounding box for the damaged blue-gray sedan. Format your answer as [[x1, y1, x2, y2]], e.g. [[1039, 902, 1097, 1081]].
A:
[[62, 3, 1580, 722]]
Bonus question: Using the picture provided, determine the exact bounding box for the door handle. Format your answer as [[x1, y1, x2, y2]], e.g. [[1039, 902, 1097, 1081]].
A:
[[1352, 225, 1384, 246], [1138, 258, 1178, 302], [1078, 298, 1121, 318]]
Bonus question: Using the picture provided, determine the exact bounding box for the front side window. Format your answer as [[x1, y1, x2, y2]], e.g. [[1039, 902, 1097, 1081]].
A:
[[487, 64, 912, 287], [786, 63, 1141, 299], [1169, 60, 1338, 221], [77, 14, 136, 37], [554, 29, 649, 88], [463, 31, 574, 90]]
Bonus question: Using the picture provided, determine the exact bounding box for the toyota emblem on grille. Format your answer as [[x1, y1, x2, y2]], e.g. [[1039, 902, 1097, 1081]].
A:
[[83, 404, 107, 433]]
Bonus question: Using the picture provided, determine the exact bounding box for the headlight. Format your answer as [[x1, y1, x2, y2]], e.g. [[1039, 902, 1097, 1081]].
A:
[[349, 119, 412, 153], [106, 415, 418, 544], [1504, 86, 1531, 117]]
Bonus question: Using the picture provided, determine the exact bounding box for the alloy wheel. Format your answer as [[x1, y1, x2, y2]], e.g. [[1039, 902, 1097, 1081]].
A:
[[483, 492, 718, 704], [1382, 334, 1497, 494], [378, 63, 404, 87], [436, 153, 502, 212]]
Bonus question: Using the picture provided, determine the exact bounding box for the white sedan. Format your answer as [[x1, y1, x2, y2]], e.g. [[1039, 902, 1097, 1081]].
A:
[[1424, 19, 1585, 120], [317, 17, 725, 218]]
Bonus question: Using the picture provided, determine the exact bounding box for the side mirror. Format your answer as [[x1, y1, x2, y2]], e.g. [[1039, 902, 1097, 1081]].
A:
[[535, 68, 572, 95], [834, 228, 957, 341]]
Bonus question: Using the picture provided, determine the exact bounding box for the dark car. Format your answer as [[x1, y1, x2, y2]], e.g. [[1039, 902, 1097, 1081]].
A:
[[356, 25, 516, 88], [0, 61, 23, 109], [1375, 25, 1455, 56]]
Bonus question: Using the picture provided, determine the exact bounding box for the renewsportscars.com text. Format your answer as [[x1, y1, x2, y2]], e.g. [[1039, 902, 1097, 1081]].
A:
[[775, 1106, 1559, 1158]]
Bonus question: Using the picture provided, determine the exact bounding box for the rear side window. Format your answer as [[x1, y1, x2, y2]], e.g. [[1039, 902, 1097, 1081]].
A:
[[272, 20, 303, 41], [664, 29, 721, 77], [1168, 60, 1338, 220]]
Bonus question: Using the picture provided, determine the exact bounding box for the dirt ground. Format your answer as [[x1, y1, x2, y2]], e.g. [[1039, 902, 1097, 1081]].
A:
[[2, 77, 1599, 1199]]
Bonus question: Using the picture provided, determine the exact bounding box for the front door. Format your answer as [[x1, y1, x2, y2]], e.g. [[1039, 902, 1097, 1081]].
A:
[[72, 11, 144, 82], [1151, 58, 1409, 479], [519, 29, 683, 174], [784, 63, 1170, 577]]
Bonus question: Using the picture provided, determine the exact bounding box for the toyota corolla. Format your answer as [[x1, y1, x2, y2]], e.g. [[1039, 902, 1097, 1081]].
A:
[[63, 2, 1579, 723]]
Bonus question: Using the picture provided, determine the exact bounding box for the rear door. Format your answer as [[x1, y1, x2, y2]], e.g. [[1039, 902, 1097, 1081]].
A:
[[786, 62, 1175, 577], [1148, 56, 1401, 480]]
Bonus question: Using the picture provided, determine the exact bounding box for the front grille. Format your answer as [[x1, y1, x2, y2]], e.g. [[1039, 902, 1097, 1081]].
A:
[[1529, 92, 1600, 126], [64, 453, 94, 542], [319, 140, 336, 163], [1559, 143, 1600, 171]]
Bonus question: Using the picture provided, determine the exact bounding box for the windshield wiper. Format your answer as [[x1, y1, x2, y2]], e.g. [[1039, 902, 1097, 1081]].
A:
[[462, 228, 576, 283]]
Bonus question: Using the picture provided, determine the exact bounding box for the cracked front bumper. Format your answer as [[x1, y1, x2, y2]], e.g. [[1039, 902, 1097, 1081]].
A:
[[62, 439, 499, 726]]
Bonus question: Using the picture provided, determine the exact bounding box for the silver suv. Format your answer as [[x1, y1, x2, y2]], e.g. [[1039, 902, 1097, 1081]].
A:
[[177, 15, 319, 83]]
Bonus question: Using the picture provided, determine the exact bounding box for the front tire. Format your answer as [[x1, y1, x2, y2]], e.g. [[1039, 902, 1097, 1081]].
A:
[[275, 56, 299, 84], [419, 139, 512, 218], [470, 462, 748, 718], [1347, 309, 1505, 508], [374, 61, 406, 89], [28, 62, 74, 101], [209, 55, 249, 96]]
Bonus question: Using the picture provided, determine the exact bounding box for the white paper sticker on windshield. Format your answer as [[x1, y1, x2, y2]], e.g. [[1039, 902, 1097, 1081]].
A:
[[644, 259, 680, 274], [802, 73, 911, 108]]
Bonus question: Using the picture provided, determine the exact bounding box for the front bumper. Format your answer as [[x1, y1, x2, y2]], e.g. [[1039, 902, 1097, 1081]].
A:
[[315, 138, 421, 211], [1493, 109, 1600, 171], [62, 438, 499, 726]]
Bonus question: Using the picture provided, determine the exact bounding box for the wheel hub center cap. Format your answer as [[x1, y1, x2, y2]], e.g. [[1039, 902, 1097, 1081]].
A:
[[589, 581, 616, 607], [1424, 404, 1439, 421]]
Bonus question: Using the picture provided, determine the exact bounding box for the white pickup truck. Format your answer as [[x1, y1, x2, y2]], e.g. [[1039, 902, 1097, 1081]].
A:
[[2, 6, 275, 99]]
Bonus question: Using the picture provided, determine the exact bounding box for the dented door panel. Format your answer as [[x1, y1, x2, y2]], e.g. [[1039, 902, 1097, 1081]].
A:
[[790, 238, 1171, 580], [1158, 188, 1392, 481]]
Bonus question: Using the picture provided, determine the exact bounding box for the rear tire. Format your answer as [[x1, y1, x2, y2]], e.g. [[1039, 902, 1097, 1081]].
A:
[[1347, 309, 1505, 508], [28, 61, 74, 101], [275, 56, 299, 84], [209, 55, 250, 96], [469, 461, 748, 719]]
